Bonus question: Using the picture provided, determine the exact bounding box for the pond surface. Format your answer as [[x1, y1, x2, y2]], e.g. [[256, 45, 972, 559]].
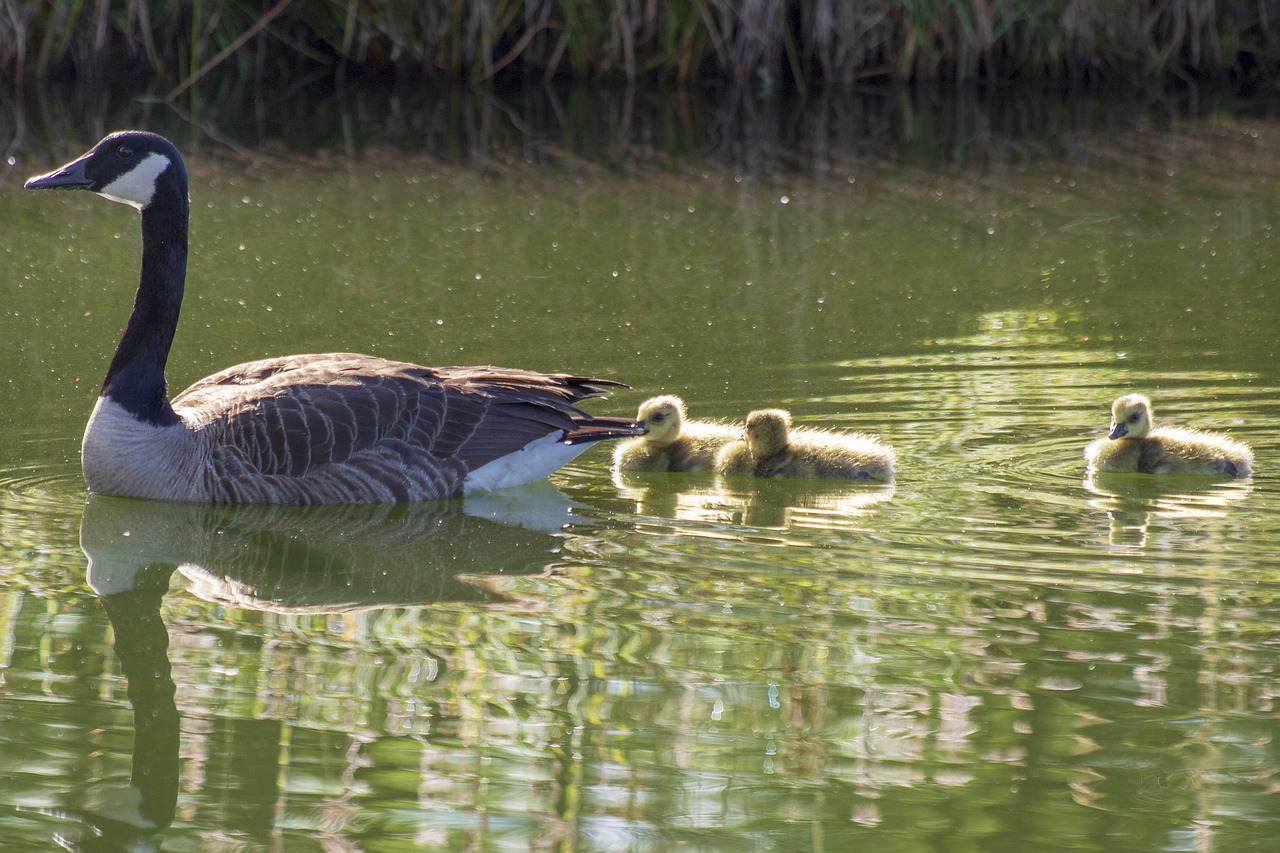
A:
[[2, 85, 1280, 851]]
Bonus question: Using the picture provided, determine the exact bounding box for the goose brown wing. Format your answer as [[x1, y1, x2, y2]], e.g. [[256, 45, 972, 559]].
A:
[[171, 353, 627, 503], [432, 365, 630, 460]]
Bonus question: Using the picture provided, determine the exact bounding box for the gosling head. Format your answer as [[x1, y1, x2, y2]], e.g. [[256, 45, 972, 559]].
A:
[[26, 130, 186, 212], [1108, 394, 1153, 440], [635, 395, 687, 447], [745, 409, 791, 457]]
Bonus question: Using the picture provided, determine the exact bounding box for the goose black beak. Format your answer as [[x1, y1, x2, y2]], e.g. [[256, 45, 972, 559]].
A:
[[1108, 423, 1127, 440], [25, 153, 93, 191]]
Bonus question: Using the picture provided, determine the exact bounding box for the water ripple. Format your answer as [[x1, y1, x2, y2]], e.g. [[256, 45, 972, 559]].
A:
[[0, 467, 85, 515], [573, 330, 1279, 595]]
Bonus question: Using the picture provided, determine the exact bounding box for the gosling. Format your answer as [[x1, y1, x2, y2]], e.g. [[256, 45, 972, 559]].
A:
[[612, 395, 740, 472], [716, 409, 895, 481], [1085, 393, 1253, 477]]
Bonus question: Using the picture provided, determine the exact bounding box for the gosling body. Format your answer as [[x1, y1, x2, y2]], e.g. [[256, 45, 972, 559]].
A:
[[1085, 394, 1253, 477], [613, 395, 739, 473], [716, 409, 895, 482]]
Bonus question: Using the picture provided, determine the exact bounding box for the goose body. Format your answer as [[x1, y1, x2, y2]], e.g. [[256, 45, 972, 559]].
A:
[[612, 395, 739, 473], [1085, 393, 1253, 477], [716, 409, 895, 481], [27, 131, 642, 504]]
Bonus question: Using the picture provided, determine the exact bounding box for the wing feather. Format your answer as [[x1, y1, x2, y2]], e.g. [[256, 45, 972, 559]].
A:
[[170, 353, 632, 503]]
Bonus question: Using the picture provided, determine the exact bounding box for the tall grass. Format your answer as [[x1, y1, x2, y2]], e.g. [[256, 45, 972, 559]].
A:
[[2, 0, 1277, 90]]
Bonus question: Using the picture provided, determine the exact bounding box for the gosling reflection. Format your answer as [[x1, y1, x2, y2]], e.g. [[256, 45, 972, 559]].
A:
[[1083, 472, 1253, 547], [613, 468, 894, 529]]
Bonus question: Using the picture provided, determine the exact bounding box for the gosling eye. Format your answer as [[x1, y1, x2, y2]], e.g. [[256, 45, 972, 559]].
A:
[[651, 412, 665, 423], [116, 145, 135, 159], [1129, 412, 1140, 422]]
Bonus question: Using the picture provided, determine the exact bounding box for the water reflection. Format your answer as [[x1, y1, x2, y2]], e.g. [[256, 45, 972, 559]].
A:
[[1083, 472, 1254, 548], [85, 488, 573, 611], [46, 488, 576, 851], [44, 561, 178, 853], [5, 76, 1278, 180], [612, 469, 894, 530]]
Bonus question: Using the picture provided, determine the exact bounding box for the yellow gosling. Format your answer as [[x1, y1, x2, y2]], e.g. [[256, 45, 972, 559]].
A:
[[1085, 394, 1253, 477], [613, 395, 740, 473], [716, 408, 895, 481]]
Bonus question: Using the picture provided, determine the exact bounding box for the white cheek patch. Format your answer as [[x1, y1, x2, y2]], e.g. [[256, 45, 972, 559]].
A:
[[98, 152, 170, 209]]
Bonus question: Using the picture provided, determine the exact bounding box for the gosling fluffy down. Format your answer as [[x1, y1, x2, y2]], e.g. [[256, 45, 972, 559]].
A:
[[613, 395, 740, 472], [1084, 393, 1253, 477], [716, 409, 895, 482]]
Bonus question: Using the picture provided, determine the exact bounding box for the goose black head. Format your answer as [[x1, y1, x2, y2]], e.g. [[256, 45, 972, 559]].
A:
[[25, 131, 187, 211]]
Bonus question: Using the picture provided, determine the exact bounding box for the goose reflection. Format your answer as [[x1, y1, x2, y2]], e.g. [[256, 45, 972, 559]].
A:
[[613, 468, 894, 529], [40, 558, 178, 853], [1083, 472, 1253, 547], [84, 482, 575, 610], [54, 485, 574, 851]]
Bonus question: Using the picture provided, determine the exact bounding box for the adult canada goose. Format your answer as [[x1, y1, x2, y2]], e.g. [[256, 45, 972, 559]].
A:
[[612, 395, 739, 472], [716, 408, 895, 481], [1084, 393, 1253, 477], [26, 131, 643, 504]]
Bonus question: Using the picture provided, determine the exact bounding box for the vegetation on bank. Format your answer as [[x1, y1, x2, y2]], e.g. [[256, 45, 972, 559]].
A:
[[3, 0, 1279, 92]]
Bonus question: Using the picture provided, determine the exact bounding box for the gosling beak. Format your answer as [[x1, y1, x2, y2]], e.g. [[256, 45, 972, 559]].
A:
[[1108, 422, 1128, 440], [637, 421, 649, 435], [25, 153, 94, 191]]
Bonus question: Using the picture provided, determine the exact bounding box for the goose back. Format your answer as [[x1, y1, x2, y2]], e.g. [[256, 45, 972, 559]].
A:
[[137, 354, 634, 503]]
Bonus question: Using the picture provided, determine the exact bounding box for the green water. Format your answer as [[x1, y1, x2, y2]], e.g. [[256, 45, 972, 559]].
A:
[[2, 88, 1280, 851]]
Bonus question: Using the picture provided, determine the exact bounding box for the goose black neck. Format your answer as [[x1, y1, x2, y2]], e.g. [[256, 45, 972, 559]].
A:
[[102, 186, 189, 427]]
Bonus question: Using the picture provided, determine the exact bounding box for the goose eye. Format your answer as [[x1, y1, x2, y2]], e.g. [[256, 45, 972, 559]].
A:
[[116, 145, 135, 159], [652, 413, 664, 422], [1129, 413, 1140, 422]]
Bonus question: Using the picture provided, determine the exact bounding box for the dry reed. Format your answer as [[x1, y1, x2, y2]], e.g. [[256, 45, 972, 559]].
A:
[[1, 0, 1277, 91]]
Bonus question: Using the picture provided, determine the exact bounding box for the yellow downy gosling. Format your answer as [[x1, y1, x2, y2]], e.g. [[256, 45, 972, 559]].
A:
[[1084, 393, 1253, 477], [716, 409, 895, 481], [613, 395, 740, 472]]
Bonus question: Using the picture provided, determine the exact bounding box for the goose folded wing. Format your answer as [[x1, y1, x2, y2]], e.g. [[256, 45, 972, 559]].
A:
[[172, 356, 621, 480]]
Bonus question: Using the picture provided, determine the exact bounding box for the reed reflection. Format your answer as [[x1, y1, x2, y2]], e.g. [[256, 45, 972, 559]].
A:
[[5, 74, 1253, 181]]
